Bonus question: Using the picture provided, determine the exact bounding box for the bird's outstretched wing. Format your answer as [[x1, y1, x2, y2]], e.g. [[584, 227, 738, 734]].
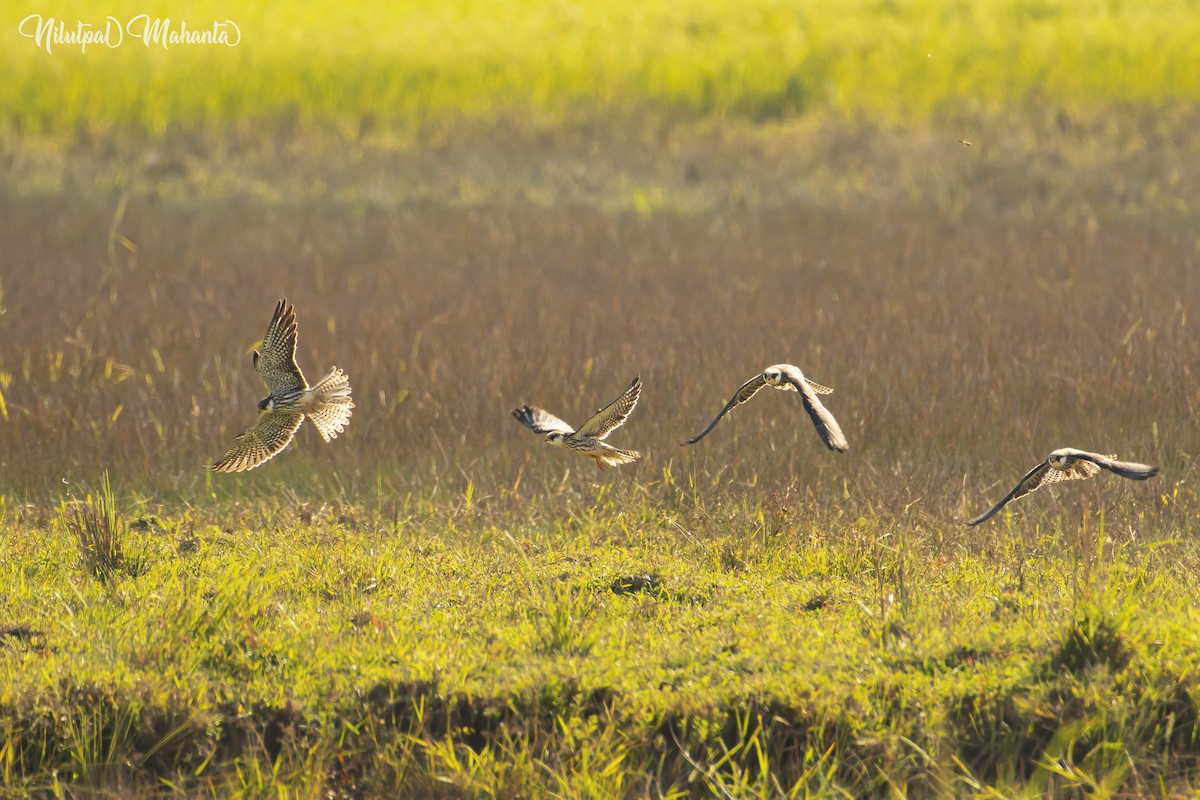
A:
[[211, 411, 304, 473], [965, 461, 1054, 526], [575, 375, 641, 440], [778, 366, 848, 453], [253, 299, 307, 394], [966, 454, 1105, 526], [512, 405, 575, 436], [684, 372, 769, 445], [1056, 449, 1160, 481]]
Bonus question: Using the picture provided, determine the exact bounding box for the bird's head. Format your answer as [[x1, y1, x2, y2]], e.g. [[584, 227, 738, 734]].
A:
[[763, 367, 784, 385], [258, 397, 275, 412], [545, 432, 567, 447]]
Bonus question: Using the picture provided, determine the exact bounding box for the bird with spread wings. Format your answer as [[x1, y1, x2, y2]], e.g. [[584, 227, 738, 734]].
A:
[[965, 448, 1159, 525], [211, 299, 354, 473], [685, 364, 848, 452], [512, 375, 642, 469]]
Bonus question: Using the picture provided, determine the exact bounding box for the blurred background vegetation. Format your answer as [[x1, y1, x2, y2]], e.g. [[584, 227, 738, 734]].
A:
[[5, 0, 1200, 136]]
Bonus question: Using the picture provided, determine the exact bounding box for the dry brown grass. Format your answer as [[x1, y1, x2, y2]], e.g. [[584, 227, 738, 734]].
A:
[[0, 117, 1196, 530]]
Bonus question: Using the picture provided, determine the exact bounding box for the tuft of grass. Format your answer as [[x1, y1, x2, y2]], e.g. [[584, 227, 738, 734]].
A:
[[534, 582, 600, 657], [61, 472, 138, 584], [1051, 602, 1135, 675]]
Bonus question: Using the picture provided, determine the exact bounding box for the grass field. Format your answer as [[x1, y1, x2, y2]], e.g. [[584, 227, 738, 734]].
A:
[[4, 0, 1200, 796], [6, 0, 1200, 134], [2, 117, 1198, 796]]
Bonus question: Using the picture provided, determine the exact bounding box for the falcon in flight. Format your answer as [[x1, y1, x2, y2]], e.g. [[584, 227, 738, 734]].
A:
[[684, 364, 848, 452], [512, 375, 642, 469], [211, 299, 354, 473], [965, 448, 1160, 526]]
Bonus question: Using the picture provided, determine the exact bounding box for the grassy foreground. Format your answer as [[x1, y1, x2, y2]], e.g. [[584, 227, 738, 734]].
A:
[[2, 479, 1199, 796], [5, 0, 1200, 134]]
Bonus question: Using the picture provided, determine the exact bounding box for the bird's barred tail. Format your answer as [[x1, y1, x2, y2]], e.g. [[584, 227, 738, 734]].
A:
[[597, 447, 640, 469], [307, 367, 354, 442]]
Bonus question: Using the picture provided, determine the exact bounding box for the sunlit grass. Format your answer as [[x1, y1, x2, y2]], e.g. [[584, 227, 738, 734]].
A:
[[5, 0, 1200, 134], [2, 490, 1198, 795]]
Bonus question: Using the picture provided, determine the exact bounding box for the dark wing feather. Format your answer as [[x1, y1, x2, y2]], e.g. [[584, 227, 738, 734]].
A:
[[253, 299, 307, 394], [511, 405, 574, 436], [965, 461, 1053, 526], [1059, 449, 1160, 481], [684, 373, 769, 445], [575, 375, 641, 440], [780, 367, 848, 452]]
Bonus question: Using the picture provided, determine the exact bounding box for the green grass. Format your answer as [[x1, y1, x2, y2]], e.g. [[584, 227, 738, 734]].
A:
[[6, 0, 1200, 135], [3, 485, 1199, 796]]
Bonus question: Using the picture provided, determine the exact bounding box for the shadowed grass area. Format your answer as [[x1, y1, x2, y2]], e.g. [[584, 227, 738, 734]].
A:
[[4, 0, 1200, 134]]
